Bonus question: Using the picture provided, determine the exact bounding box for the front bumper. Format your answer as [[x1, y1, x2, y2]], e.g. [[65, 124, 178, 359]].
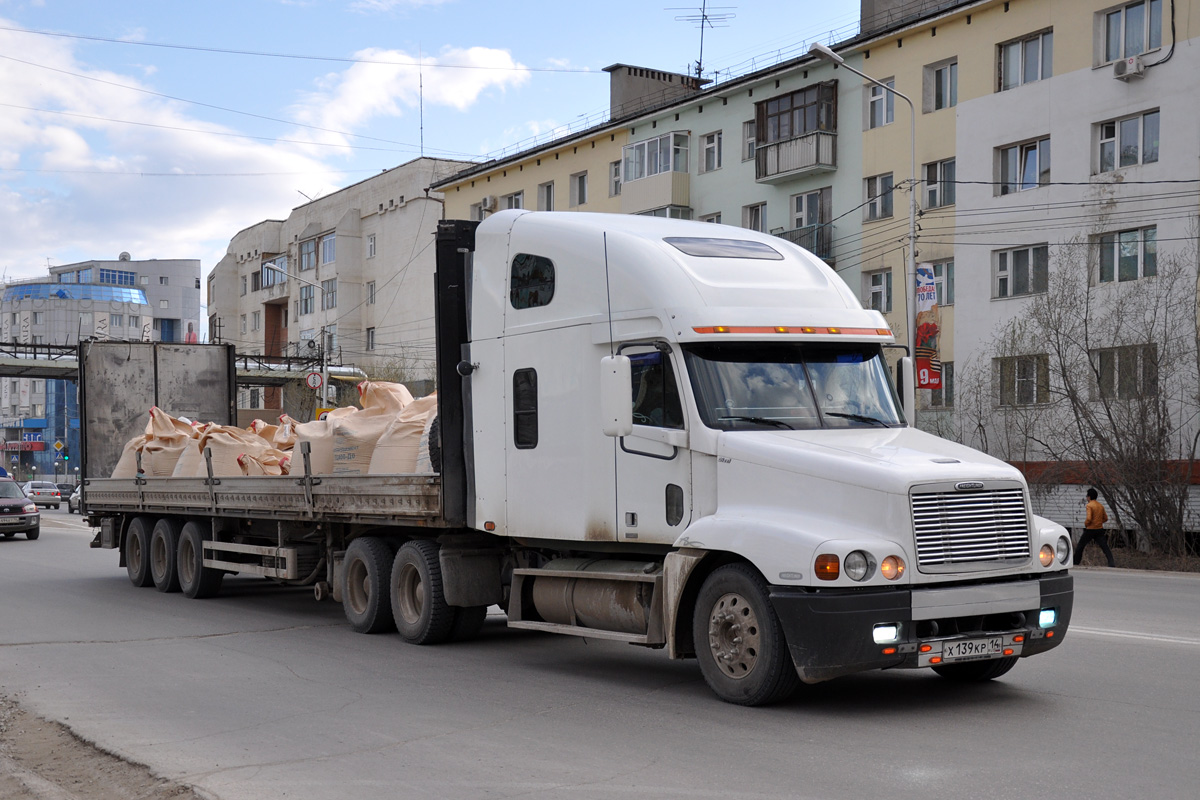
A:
[[769, 573, 1073, 683], [0, 514, 40, 533]]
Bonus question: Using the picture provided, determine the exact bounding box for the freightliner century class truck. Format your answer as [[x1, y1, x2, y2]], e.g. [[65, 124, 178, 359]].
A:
[[85, 210, 1073, 705]]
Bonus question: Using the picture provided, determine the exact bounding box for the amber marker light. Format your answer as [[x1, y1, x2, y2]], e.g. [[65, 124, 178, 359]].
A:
[[1039, 544, 1055, 567], [484, 521, 496, 532], [930, 656, 942, 664], [1013, 635, 1025, 643], [815, 554, 840, 580], [1004, 648, 1015, 656], [880, 555, 906, 580], [882, 647, 897, 655], [919, 644, 933, 653]]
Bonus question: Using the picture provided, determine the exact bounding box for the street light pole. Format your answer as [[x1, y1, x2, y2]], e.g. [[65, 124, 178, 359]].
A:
[[809, 42, 918, 358]]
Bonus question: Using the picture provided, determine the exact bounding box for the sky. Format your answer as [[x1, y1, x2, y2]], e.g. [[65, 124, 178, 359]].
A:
[[0, 0, 864, 318]]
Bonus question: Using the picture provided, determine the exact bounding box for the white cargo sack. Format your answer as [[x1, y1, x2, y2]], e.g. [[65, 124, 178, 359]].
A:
[[137, 407, 196, 477], [369, 393, 438, 475], [330, 381, 416, 475]]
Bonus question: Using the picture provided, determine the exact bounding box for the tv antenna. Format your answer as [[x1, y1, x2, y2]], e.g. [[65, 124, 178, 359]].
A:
[[669, 2, 736, 81]]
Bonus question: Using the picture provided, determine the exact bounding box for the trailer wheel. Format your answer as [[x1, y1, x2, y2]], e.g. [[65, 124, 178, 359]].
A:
[[178, 521, 223, 599], [125, 517, 155, 588], [693, 564, 799, 706], [342, 537, 395, 634], [427, 416, 442, 473], [449, 605, 489, 642], [932, 656, 1018, 682], [150, 518, 183, 593], [390, 540, 455, 645]]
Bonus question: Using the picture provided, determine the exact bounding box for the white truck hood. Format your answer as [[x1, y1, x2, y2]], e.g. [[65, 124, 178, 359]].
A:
[[716, 426, 1023, 495]]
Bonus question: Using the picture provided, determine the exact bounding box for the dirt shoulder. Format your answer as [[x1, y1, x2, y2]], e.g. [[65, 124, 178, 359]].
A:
[[0, 694, 206, 800]]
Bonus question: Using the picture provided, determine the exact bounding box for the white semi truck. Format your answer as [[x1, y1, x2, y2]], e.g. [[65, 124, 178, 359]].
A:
[[85, 211, 1073, 705]]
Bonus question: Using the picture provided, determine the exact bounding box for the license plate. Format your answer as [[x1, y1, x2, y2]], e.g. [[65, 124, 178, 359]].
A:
[[943, 637, 1003, 662]]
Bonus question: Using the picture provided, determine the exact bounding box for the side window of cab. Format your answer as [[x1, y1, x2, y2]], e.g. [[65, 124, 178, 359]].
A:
[[510, 253, 555, 309], [629, 351, 684, 430]]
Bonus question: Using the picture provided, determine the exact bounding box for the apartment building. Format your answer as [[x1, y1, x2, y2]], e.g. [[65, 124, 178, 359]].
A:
[[0, 253, 201, 479], [208, 157, 468, 407]]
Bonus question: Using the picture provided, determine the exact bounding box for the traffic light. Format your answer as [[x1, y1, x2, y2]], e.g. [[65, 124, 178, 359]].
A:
[[62, 447, 69, 462]]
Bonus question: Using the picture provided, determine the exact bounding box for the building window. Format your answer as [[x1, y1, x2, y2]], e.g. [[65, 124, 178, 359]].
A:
[[865, 173, 894, 221], [469, 202, 484, 220], [262, 256, 286, 288], [138, 275, 148, 285], [742, 120, 756, 161], [321, 278, 337, 310], [510, 253, 555, 309], [159, 300, 168, 309], [159, 276, 169, 285], [760, 82, 837, 144], [999, 30, 1053, 90], [129, 315, 140, 330], [109, 314, 123, 327], [570, 171, 588, 206], [99, 269, 136, 285], [1091, 344, 1157, 399], [251, 271, 261, 292], [299, 285, 315, 316], [299, 328, 314, 341], [997, 354, 1050, 406], [537, 181, 554, 211], [31, 312, 43, 325], [933, 260, 955, 306], [925, 159, 956, 208], [366, 327, 376, 351], [327, 323, 337, 351], [1097, 227, 1156, 283], [31, 403, 43, 416], [790, 187, 830, 230], [609, 161, 622, 197], [240, 314, 247, 334], [367, 234, 376, 258], [251, 311, 260, 331], [320, 233, 336, 264], [622, 132, 689, 182], [742, 202, 767, 233], [240, 276, 247, 296], [700, 213, 722, 224], [868, 79, 895, 129], [503, 191, 524, 210], [1101, 0, 1163, 63], [299, 239, 317, 271], [925, 60, 957, 111], [998, 138, 1050, 194], [1097, 110, 1159, 173], [867, 270, 893, 313], [994, 245, 1049, 298], [366, 281, 376, 305], [701, 132, 723, 173]]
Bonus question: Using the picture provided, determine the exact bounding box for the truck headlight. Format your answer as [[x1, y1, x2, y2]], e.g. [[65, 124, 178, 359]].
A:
[[1039, 545, 1054, 567], [873, 623, 901, 644], [815, 554, 840, 580], [844, 551, 876, 582], [880, 555, 905, 580], [1056, 536, 1071, 564]]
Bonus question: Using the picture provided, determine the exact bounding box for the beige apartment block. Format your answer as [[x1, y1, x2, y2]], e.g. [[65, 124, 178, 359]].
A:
[[208, 157, 468, 398]]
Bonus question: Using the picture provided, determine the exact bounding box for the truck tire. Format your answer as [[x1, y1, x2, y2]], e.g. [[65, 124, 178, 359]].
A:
[[390, 539, 455, 645], [932, 656, 1018, 682], [125, 517, 155, 588], [427, 416, 441, 473], [449, 605, 488, 642], [693, 563, 800, 706], [177, 521, 223, 599], [342, 537, 395, 634], [150, 518, 183, 593]]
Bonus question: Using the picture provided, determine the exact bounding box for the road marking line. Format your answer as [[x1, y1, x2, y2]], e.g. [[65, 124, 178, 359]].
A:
[[1070, 626, 1200, 647]]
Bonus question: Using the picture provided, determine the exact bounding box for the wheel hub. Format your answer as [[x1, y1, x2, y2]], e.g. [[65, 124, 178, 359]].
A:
[[707, 592, 762, 679]]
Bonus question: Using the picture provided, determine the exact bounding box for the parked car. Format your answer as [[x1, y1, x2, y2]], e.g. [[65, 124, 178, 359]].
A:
[[0, 478, 40, 539], [68, 485, 82, 514], [21, 481, 61, 509], [56, 482, 75, 496]]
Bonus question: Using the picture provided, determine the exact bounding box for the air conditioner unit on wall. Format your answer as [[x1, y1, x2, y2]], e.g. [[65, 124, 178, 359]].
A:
[[481, 196, 497, 211], [1114, 56, 1145, 81]]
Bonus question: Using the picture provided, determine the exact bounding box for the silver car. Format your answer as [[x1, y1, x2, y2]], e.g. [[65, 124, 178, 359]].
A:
[[68, 485, 82, 514], [21, 481, 61, 509]]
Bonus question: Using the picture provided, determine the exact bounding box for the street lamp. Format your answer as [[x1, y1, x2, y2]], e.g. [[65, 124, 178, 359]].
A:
[[809, 42, 918, 359], [260, 263, 332, 405]]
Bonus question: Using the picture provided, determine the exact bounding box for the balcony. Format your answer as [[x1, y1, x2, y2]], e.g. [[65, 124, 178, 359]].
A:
[[755, 131, 837, 183], [773, 224, 835, 264]]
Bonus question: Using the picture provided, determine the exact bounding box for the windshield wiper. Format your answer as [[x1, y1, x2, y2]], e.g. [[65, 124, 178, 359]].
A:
[[718, 415, 795, 430], [825, 412, 889, 427]]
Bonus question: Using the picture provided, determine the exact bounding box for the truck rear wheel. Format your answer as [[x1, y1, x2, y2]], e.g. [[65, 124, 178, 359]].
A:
[[178, 521, 223, 599], [342, 537, 395, 634], [693, 564, 799, 706], [125, 517, 155, 588], [150, 518, 183, 593], [390, 540, 455, 645], [932, 656, 1018, 682]]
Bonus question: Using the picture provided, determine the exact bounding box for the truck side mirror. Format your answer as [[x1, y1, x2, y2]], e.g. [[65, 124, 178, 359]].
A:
[[898, 356, 916, 424], [600, 355, 632, 437]]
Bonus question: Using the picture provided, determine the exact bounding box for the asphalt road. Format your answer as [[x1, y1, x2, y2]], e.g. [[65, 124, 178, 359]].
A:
[[2, 510, 1199, 800]]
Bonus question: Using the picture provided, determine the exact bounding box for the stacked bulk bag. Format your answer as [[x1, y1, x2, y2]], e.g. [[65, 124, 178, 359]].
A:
[[294, 406, 356, 476], [330, 381, 415, 475], [369, 393, 439, 474], [133, 407, 197, 477]]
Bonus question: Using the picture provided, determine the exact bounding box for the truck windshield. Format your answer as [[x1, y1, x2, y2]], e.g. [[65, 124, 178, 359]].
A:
[[683, 342, 905, 430]]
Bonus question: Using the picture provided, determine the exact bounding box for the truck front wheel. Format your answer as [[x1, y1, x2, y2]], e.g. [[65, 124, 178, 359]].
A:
[[932, 656, 1018, 682], [390, 540, 455, 645], [342, 537, 395, 634], [693, 564, 799, 706]]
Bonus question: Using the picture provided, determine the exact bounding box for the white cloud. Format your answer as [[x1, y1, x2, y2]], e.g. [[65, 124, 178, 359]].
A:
[[290, 45, 529, 152]]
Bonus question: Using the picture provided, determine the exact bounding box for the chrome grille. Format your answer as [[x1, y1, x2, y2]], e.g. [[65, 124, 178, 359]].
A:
[[911, 488, 1030, 566]]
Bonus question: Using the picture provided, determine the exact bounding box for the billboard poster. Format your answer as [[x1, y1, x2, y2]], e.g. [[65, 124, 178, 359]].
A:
[[915, 263, 941, 390]]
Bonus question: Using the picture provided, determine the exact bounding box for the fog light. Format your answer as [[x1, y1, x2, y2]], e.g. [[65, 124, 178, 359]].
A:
[[880, 555, 905, 580], [873, 623, 900, 644], [1056, 536, 1071, 564], [845, 551, 875, 581], [815, 554, 840, 581], [1039, 608, 1057, 628], [1039, 544, 1054, 567]]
